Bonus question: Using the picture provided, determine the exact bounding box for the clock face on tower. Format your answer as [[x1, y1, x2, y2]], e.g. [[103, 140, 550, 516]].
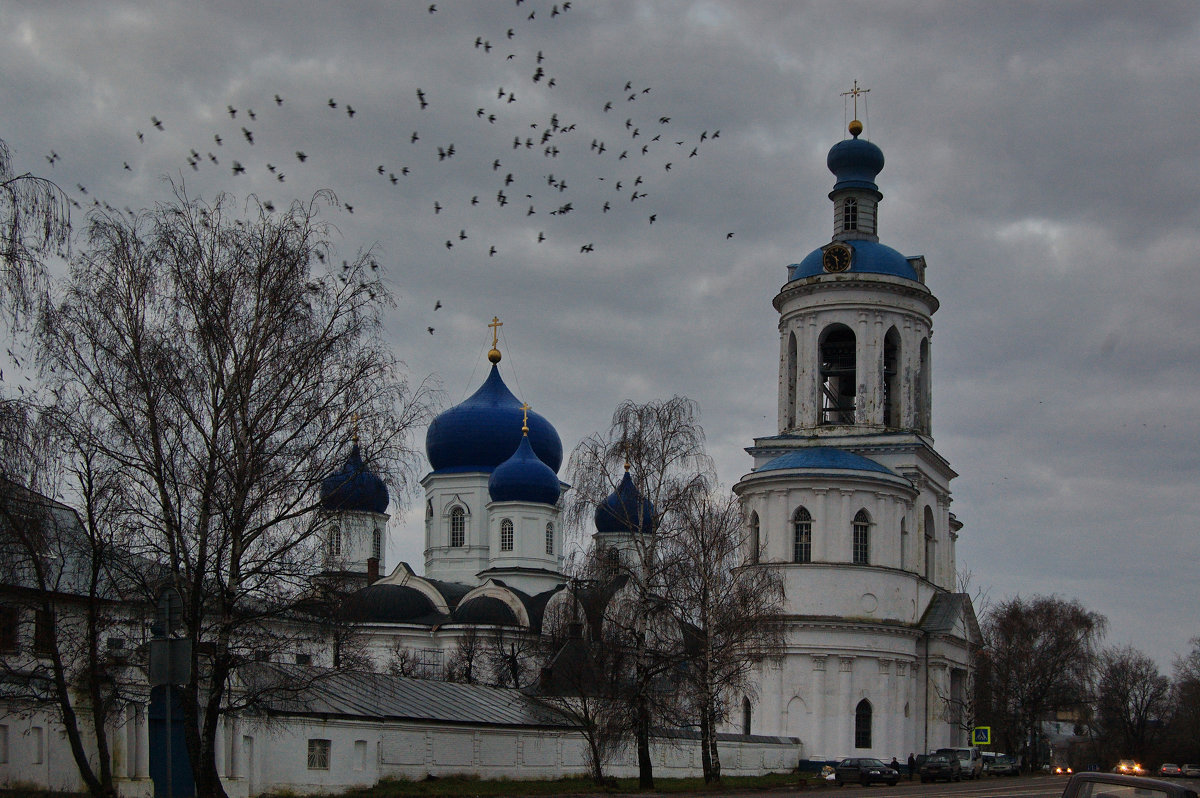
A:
[[822, 243, 852, 273]]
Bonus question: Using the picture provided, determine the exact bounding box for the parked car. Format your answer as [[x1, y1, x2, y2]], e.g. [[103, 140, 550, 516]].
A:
[[985, 754, 1020, 776], [936, 746, 984, 779], [834, 758, 900, 786], [1115, 760, 1148, 776], [1161, 764, 1184, 777], [1055, 765, 1075, 775], [920, 753, 963, 783], [1061, 772, 1199, 798], [1182, 764, 1200, 778]]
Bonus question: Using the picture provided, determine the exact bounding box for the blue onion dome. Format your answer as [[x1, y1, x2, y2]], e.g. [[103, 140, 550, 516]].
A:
[[489, 434, 561, 505], [426, 364, 563, 473], [320, 444, 389, 514], [594, 470, 656, 536], [827, 125, 884, 195]]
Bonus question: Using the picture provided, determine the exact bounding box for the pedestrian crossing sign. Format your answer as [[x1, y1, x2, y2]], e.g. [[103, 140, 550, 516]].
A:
[[972, 726, 991, 745]]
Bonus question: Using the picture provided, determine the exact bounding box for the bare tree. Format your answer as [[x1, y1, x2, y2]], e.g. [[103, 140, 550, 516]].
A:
[[663, 489, 784, 783], [37, 185, 431, 798], [1169, 638, 1200, 763], [976, 595, 1106, 770], [0, 136, 70, 325], [0, 409, 144, 798], [564, 396, 713, 790], [534, 609, 627, 784], [1094, 645, 1170, 762]]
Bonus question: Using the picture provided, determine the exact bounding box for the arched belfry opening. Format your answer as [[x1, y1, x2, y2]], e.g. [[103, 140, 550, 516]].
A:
[[883, 327, 901, 428], [820, 324, 857, 425]]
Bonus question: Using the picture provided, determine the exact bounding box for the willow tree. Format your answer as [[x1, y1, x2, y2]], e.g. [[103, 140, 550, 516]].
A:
[[663, 490, 784, 783], [38, 186, 430, 798], [565, 397, 713, 790]]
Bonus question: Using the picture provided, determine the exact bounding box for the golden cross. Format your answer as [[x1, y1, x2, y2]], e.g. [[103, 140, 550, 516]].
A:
[[841, 80, 870, 119], [489, 316, 503, 348], [520, 401, 531, 433]]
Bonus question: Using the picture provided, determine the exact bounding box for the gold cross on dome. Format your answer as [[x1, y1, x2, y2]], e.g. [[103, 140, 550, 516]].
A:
[[489, 316, 503, 348], [841, 80, 870, 119], [520, 401, 531, 433]]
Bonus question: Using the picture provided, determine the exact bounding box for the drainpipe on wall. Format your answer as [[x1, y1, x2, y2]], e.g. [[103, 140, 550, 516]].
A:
[[922, 631, 930, 753]]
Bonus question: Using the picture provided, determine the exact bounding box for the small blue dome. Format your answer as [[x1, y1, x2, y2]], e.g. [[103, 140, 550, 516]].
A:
[[827, 136, 884, 194], [594, 471, 656, 536], [489, 435, 561, 505], [320, 444, 389, 514], [757, 447, 896, 476], [426, 365, 563, 474], [788, 240, 920, 281]]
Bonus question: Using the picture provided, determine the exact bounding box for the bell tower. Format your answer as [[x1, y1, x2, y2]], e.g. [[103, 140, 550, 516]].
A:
[[733, 98, 976, 757]]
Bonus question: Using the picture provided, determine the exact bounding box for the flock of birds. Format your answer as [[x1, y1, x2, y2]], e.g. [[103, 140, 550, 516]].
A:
[[35, 0, 735, 336]]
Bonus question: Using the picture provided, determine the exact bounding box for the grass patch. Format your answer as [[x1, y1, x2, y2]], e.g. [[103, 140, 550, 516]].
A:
[[265, 771, 819, 797]]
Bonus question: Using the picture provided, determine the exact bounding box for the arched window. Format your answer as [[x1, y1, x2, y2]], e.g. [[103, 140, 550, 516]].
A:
[[545, 522, 554, 555], [500, 518, 514, 552], [923, 505, 936, 581], [742, 697, 752, 735], [842, 197, 859, 231], [820, 324, 856, 425], [854, 699, 872, 748], [371, 528, 382, 561], [330, 525, 341, 557], [853, 510, 870, 565], [450, 506, 465, 547], [883, 327, 901, 427], [748, 512, 760, 564], [793, 507, 812, 563]]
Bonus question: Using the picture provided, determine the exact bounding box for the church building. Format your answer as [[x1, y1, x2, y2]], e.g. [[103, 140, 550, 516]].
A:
[[732, 115, 979, 760]]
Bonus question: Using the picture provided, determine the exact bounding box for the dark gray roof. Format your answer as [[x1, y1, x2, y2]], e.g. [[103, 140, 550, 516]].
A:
[[919, 592, 981, 643], [251, 664, 573, 728]]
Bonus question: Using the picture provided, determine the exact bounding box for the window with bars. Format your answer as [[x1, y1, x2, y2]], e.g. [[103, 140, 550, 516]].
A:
[[372, 528, 382, 560], [793, 507, 812, 563], [545, 522, 554, 555], [500, 518, 514, 551], [330, 524, 341, 557], [748, 512, 760, 564], [853, 510, 870, 565], [307, 738, 331, 770], [450, 506, 465, 547]]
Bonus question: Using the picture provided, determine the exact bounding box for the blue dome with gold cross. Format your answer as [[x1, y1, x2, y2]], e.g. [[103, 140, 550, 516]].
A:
[[320, 444, 390, 514], [426, 327, 563, 475]]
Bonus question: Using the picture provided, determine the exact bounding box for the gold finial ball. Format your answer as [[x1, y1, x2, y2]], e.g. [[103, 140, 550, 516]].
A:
[[488, 347, 502, 364], [848, 119, 863, 137]]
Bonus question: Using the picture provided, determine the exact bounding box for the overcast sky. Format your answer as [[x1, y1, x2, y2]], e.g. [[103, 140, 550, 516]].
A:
[[3, 1, 1198, 670]]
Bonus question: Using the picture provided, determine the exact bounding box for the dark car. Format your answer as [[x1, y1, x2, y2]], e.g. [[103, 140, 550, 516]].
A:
[[834, 757, 900, 786], [920, 753, 963, 783]]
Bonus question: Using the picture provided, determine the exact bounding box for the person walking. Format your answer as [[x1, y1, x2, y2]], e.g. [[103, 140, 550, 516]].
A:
[[908, 753, 917, 781]]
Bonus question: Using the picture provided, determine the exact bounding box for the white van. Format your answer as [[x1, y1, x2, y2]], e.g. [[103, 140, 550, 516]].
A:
[[936, 747, 983, 779]]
